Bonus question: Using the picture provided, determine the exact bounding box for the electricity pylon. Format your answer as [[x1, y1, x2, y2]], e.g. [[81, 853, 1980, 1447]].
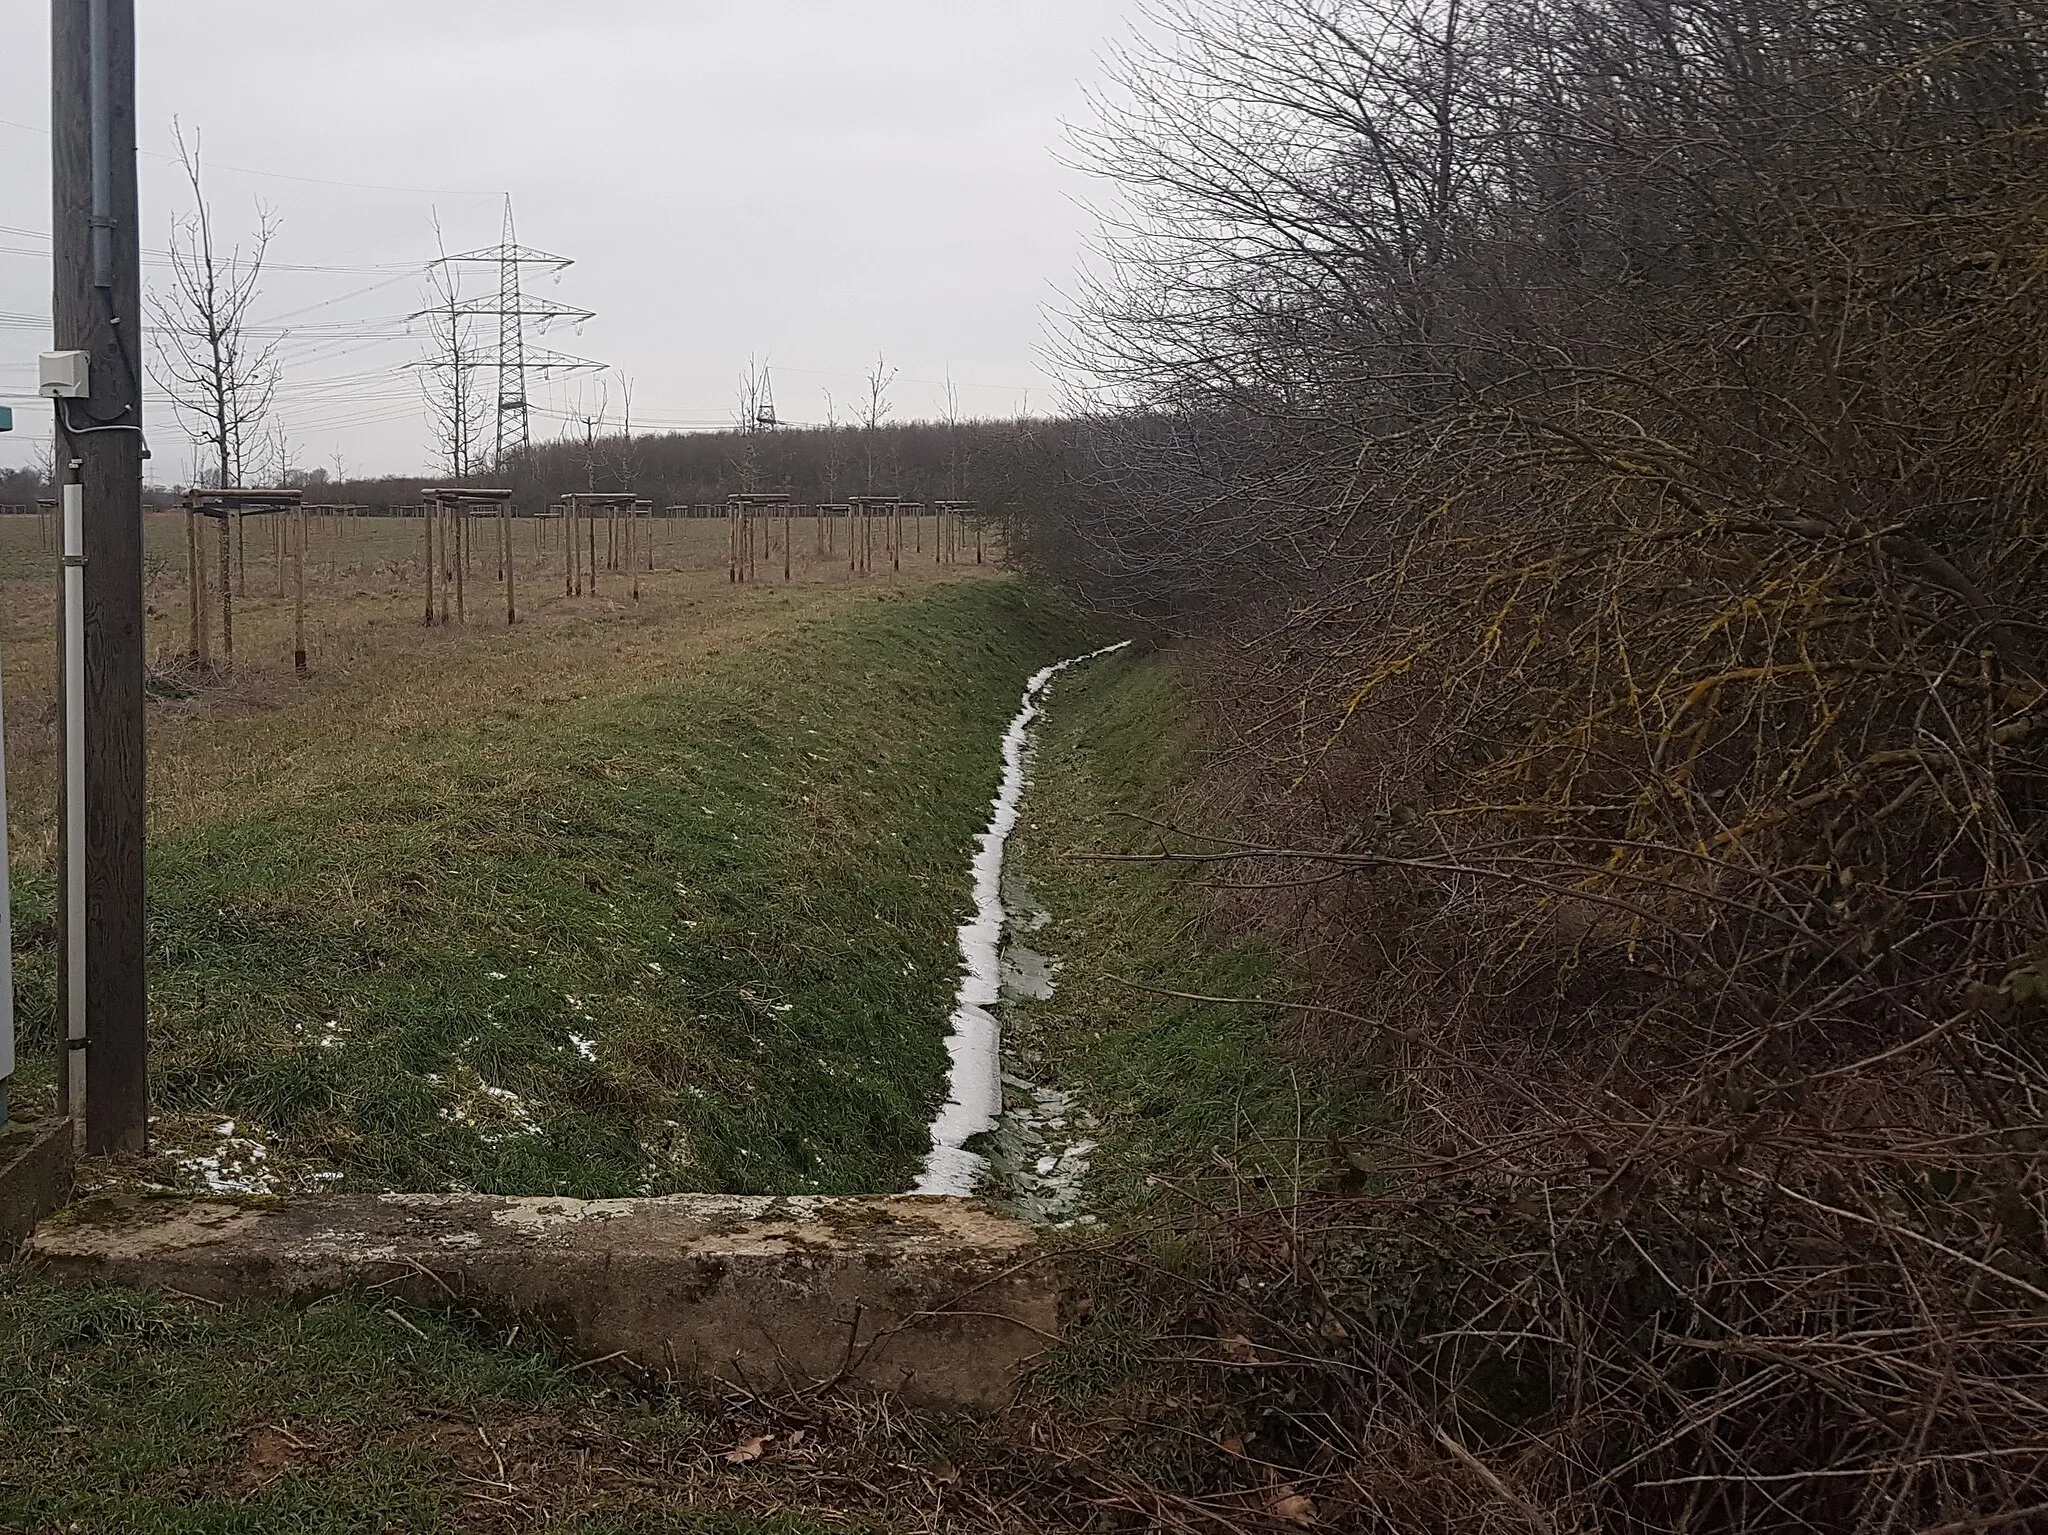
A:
[[418, 197, 602, 473]]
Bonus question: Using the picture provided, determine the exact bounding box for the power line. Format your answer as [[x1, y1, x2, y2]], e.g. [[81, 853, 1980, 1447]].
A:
[[0, 114, 499, 197]]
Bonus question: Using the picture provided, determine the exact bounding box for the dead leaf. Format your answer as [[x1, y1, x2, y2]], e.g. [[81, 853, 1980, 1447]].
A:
[[929, 1459, 961, 1485], [1219, 1333, 1258, 1363], [722, 1434, 774, 1465], [785, 1428, 808, 1450], [1319, 1317, 1349, 1342], [1265, 1485, 1318, 1527], [1219, 1435, 1246, 1457]]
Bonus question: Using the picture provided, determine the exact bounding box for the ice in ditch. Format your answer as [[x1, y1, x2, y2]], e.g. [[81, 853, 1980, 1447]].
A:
[[914, 641, 1133, 1197]]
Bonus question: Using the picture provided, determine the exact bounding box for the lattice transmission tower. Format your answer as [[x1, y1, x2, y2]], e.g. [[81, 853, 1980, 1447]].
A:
[[420, 196, 602, 473]]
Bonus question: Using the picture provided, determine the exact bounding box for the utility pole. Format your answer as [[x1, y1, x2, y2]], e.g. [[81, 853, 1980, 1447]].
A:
[[50, 0, 148, 1154]]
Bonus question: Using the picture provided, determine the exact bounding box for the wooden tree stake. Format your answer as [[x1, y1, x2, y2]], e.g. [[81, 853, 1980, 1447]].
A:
[[217, 516, 234, 668], [293, 502, 308, 675], [185, 510, 203, 663], [504, 503, 517, 625]]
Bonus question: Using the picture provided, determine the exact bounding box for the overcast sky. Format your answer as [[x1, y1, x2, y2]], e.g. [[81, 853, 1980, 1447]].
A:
[[0, 0, 1139, 478]]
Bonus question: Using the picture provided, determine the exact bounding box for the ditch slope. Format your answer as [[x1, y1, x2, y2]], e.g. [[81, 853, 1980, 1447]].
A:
[[11, 580, 1098, 1198], [1, 624, 1387, 1535]]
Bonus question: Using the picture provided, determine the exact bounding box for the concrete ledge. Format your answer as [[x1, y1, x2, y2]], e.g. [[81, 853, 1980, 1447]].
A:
[[0, 1117, 75, 1255], [27, 1192, 1057, 1410]]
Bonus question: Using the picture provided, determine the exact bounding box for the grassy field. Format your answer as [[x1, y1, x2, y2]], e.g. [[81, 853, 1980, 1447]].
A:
[[0, 511, 1096, 1197], [0, 507, 971, 864]]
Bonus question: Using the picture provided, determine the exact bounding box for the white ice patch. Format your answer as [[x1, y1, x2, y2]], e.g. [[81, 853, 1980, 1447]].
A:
[[442, 1076, 542, 1144], [914, 641, 1133, 1197], [177, 1124, 277, 1196]]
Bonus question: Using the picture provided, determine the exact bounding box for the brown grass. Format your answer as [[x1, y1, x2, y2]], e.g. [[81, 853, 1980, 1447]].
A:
[[0, 509, 984, 869]]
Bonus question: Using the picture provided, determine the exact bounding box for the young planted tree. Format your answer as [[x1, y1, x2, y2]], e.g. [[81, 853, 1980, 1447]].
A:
[[859, 352, 897, 494], [417, 236, 488, 483], [151, 122, 281, 491], [732, 355, 774, 494], [616, 370, 636, 490], [569, 381, 609, 492]]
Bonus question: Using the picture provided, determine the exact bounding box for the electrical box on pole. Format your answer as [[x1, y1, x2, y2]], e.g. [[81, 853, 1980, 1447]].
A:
[[40, 350, 91, 398]]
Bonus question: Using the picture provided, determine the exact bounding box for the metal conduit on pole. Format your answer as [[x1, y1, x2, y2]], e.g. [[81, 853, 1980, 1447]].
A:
[[62, 484, 87, 1127], [0, 607, 13, 1129]]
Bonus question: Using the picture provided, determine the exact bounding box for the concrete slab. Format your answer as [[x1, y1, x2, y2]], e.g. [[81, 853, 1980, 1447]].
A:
[[27, 1192, 1057, 1410], [0, 1117, 74, 1255]]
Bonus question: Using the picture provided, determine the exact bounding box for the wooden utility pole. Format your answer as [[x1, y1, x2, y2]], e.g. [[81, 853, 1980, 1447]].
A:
[[53, 0, 148, 1153]]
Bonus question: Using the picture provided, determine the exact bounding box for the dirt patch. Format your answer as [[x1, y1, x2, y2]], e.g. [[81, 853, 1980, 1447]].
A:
[[235, 1420, 327, 1491]]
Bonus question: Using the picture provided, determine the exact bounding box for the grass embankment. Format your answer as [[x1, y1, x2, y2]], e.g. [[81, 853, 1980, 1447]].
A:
[[1, 625, 1350, 1533], [1002, 647, 1371, 1208], [12, 579, 1096, 1197]]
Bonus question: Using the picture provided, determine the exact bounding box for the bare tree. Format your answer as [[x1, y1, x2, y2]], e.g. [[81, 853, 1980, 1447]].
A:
[[151, 121, 281, 490], [566, 379, 609, 492], [615, 371, 636, 490], [941, 369, 965, 500], [859, 352, 897, 492], [820, 389, 847, 503], [417, 224, 487, 483], [265, 419, 294, 488], [733, 355, 776, 493]]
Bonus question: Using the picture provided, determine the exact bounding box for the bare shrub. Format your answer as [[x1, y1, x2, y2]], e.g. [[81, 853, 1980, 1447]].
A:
[[1045, 0, 2048, 1526]]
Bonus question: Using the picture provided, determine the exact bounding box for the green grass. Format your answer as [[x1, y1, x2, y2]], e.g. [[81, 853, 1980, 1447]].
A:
[[11, 581, 1099, 1197], [1003, 649, 1379, 1211], [0, 1271, 893, 1534]]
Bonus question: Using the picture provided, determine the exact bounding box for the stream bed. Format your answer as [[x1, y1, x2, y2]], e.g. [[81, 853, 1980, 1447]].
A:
[[913, 642, 1128, 1215]]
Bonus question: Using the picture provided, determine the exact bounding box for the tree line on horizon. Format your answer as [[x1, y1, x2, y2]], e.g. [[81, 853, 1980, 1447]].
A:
[[4, 415, 1066, 521]]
